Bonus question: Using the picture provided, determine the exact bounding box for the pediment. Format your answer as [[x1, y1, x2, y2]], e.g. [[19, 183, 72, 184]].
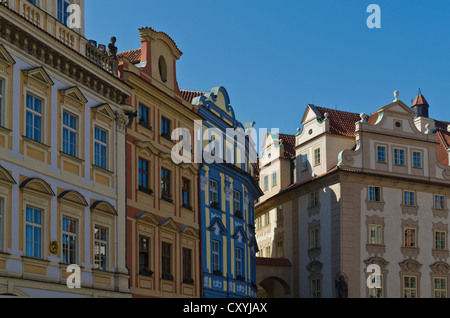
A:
[[136, 211, 160, 225], [92, 103, 116, 121], [58, 190, 89, 207], [180, 225, 199, 238], [0, 165, 16, 186], [233, 226, 248, 243], [0, 44, 16, 67], [209, 217, 227, 236], [20, 178, 55, 197], [378, 100, 415, 116], [91, 201, 118, 216], [59, 87, 88, 105], [160, 217, 180, 232], [23, 67, 54, 88]]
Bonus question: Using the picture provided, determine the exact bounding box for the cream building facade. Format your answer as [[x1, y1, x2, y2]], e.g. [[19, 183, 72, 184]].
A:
[[256, 92, 450, 298], [0, 0, 131, 297]]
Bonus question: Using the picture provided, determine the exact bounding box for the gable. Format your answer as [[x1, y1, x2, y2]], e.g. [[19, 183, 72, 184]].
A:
[[301, 105, 322, 125], [91, 201, 117, 216], [92, 103, 116, 121], [20, 178, 55, 197], [0, 165, 16, 186], [58, 190, 89, 208]]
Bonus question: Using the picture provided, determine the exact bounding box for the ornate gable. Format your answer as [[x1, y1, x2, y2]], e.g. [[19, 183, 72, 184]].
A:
[[0, 44, 16, 68], [58, 190, 89, 208], [59, 87, 88, 106], [23, 67, 54, 89]]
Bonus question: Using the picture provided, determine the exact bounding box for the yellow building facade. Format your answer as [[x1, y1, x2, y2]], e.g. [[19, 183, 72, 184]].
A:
[[0, 0, 131, 297]]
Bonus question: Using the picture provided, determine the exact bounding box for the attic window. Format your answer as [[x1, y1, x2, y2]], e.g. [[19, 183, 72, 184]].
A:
[[158, 56, 167, 83], [395, 121, 402, 128]]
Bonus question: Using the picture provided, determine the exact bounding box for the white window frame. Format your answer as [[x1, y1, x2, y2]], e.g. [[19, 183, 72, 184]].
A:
[[94, 225, 108, 271], [377, 145, 387, 163], [435, 195, 446, 210], [369, 224, 383, 245], [236, 247, 243, 278], [25, 93, 43, 143], [404, 191, 416, 207], [62, 216, 78, 265], [210, 180, 219, 204], [233, 190, 241, 213], [25, 205, 43, 259], [62, 111, 78, 157], [94, 126, 108, 170], [412, 150, 422, 169], [212, 240, 220, 272], [369, 186, 382, 202], [314, 148, 321, 167]]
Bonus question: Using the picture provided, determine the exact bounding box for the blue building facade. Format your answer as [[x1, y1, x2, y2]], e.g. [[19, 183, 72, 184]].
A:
[[192, 87, 262, 298]]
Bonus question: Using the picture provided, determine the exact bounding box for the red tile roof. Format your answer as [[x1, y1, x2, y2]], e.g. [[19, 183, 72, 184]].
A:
[[279, 133, 296, 159], [117, 48, 142, 64], [315, 106, 362, 138], [412, 94, 429, 107], [436, 129, 450, 165], [180, 89, 206, 103], [256, 258, 292, 267]]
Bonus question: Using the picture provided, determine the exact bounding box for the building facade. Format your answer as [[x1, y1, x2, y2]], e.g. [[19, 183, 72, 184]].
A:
[[0, 0, 131, 297], [118, 27, 202, 298], [187, 87, 262, 298], [256, 92, 450, 298]]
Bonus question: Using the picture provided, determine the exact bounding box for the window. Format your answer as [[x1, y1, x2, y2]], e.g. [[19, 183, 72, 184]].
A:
[[161, 116, 171, 140], [0, 79, 4, 127], [138, 158, 150, 191], [264, 213, 270, 226], [139, 236, 150, 274], [403, 276, 417, 298], [57, 0, 71, 26], [369, 274, 384, 298], [161, 242, 172, 279], [302, 154, 308, 171], [272, 172, 277, 187], [404, 191, 416, 207], [182, 178, 191, 208], [404, 228, 416, 248], [309, 228, 320, 249], [25, 206, 42, 259], [183, 248, 193, 283], [311, 279, 321, 298], [62, 111, 77, 157], [276, 240, 284, 258], [309, 191, 319, 208], [314, 148, 321, 166], [94, 226, 108, 271], [265, 246, 271, 257], [62, 217, 77, 264], [263, 176, 269, 191], [434, 277, 447, 298], [212, 240, 221, 273], [413, 151, 422, 168], [369, 186, 382, 202], [256, 217, 262, 231], [26, 93, 43, 143], [138, 104, 150, 128], [236, 248, 243, 278], [160, 168, 171, 199], [435, 231, 446, 251], [377, 146, 387, 163], [435, 195, 446, 210], [233, 190, 241, 214], [394, 148, 406, 166], [94, 127, 107, 169], [369, 224, 383, 245], [209, 180, 219, 206]]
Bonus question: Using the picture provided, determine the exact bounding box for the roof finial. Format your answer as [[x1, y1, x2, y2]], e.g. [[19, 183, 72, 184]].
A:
[[418, 88, 422, 95], [393, 90, 399, 102]]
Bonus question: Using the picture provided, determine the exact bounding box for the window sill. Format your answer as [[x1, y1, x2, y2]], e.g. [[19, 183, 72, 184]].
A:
[[139, 186, 154, 196], [161, 196, 173, 204], [92, 164, 114, 176], [22, 135, 50, 150], [162, 274, 174, 281], [401, 204, 419, 216], [138, 122, 153, 131], [60, 151, 84, 163]]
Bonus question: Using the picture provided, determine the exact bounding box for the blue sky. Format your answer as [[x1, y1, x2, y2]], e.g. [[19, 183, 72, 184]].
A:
[[86, 0, 450, 138]]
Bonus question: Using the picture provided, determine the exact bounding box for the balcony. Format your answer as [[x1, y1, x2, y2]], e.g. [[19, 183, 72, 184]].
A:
[[2, 0, 118, 76]]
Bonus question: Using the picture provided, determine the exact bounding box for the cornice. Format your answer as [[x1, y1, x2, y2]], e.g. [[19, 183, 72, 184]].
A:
[[0, 6, 131, 105]]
